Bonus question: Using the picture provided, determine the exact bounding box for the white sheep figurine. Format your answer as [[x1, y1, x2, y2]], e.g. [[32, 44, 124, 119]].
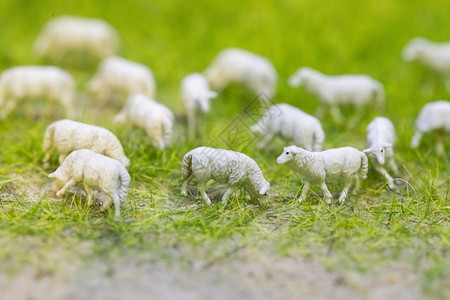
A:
[[411, 100, 450, 155], [250, 103, 325, 151], [34, 16, 119, 64], [43, 119, 130, 167], [181, 147, 270, 206], [89, 56, 156, 105], [48, 149, 131, 219], [0, 66, 75, 119], [204, 47, 277, 101], [402, 38, 450, 76], [181, 73, 218, 138], [363, 117, 399, 189], [288, 67, 385, 123], [114, 94, 174, 149], [277, 146, 368, 204]]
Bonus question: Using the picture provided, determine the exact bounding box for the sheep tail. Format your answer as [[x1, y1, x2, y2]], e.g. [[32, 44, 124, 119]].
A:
[[181, 151, 193, 180], [359, 153, 368, 179], [43, 122, 56, 152], [118, 166, 131, 202]]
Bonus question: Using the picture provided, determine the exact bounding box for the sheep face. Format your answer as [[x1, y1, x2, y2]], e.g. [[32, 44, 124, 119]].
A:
[[402, 38, 427, 61], [48, 172, 66, 193], [276, 146, 299, 164], [249, 123, 264, 136], [196, 91, 217, 113], [363, 144, 391, 165]]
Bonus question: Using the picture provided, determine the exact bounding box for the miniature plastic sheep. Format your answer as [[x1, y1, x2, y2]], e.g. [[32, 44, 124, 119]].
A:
[[204, 47, 277, 101], [250, 103, 325, 151], [34, 16, 119, 64], [181, 73, 218, 138], [288, 67, 385, 123], [48, 149, 130, 219], [43, 119, 129, 167], [89, 56, 156, 105], [0, 66, 75, 120], [363, 117, 398, 189], [181, 147, 270, 206], [277, 146, 368, 204], [114, 94, 174, 149], [411, 100, 450, 155]]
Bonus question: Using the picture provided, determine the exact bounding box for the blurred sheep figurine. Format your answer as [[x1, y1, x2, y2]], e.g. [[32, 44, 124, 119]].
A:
[[0, 66, 75, 119], [288, 67, 384, 124], [277, 146, 368, 204], [363, 117, 398, 189], [114, 94, 174, 149], [181, 73, 218, 138], [34, 16, 119, 64], [250, 103, 325, 151], [411, 100, 450, 155], [181, 147, 270, 205], [49, 149, 130, 219], [89, 56, 156, 105], [204, 47, 277, 101], [43, 119, 129, 167]]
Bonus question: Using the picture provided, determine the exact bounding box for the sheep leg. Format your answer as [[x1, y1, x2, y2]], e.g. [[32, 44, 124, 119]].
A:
[[320, 182, 333, 204], [84, 184, 94, 206], [298, 181, 310, 203], [329, 104, 343, 124], [112, 193, 121, 219], [353, 176, 361, 194], [181, 173, 194, 196], [56, 178, 77, 196], [198, 182, 211, 206], [374, 165, 395, 190], [43, 147, 55, 166], [388, 158, 399, 175], [221, 185, 237, 205], [339, 179, 354, 204], [435, 133, 445, 156], [411, 131, 422, 148]]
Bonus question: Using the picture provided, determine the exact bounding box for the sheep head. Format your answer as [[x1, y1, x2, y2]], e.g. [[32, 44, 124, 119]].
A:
[[277, 146, 301, 164], [363, 143, 391, 165]]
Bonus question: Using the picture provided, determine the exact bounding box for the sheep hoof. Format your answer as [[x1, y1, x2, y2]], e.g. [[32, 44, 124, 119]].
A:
[[298, 197, 303, 203], [325, 198, 332, 204]]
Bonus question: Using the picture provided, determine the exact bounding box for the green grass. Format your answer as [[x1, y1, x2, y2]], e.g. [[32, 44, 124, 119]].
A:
[[0, 0, 449, 298]]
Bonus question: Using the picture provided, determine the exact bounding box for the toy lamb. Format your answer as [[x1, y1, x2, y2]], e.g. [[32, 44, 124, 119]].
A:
[[89, 56, 156, 105], [43, 119, 129, 167], [204, 47, 277, 101], [411, 100, 450, 155], [277, 146, 368, 204], [49, 149, 130, 219], [250, 103, 325, 151], [181, 147, 270, 206], [402, 38, 450, 76], [363, 117, 399, 189], [288, 67, 384, 123], [114, 94, 174, 149], [0, 66, 75, 119], [34, 16, 119, 64], [182, 73, 218, 138]]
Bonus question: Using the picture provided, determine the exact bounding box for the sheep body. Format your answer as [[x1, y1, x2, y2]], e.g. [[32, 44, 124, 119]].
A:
[[89, 56, 156, 104], [204, 48, 277, 100], [49, 149, 130, 219], [402, 38, 450, 75], [114, 94, 174, 149], [43, 119, 129, 167], [250, 103, 324, 151], [363, 117, 398, 189], [411, 100, 450, 155], [34, 16, 119, 64], [277, 146, 368, 204], [181, 73, 217, 138], [288, 67, 384, 123], [181, 147, 270, 205], [0, 66, 75, 119]]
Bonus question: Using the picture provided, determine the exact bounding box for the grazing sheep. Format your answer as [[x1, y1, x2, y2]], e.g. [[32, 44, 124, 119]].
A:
[[250, 103, 325, 151], [114, 94, 174, 149], [34, 16, 119, 64], [402, 38, 450, 76], [411, 100, 450, 155], [0, 66, 75, 119], [181, 73, 218, 138], [89, 56, 156, 105], [43, 119, 129, 167], [363, 117, 398, 189], [48, 149, 130, 219], [288, 67, 384, 123], [277, 146, 368, 204], [181, 147, 270, 205], [204, 47, 277, 101]]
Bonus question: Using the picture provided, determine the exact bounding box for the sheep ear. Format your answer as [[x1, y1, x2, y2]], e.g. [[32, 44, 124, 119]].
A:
[[362, 148, 372, 153], [290, 147, 300, 154], [382, 143, 392, 149], [48, 172, 56, 178]]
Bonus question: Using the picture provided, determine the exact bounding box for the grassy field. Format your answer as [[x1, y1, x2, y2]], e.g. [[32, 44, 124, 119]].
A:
[[0, 0, 449, 298]]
